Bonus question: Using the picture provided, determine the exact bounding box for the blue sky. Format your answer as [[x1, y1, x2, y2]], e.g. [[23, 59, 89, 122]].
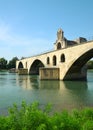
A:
[[0, 0, 93, 61]]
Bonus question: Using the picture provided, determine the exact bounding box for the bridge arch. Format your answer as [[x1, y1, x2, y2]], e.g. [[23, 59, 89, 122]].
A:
[[29, 59, 44, 75], [18, 61, 24, 69], [64, 49, 93, 80]]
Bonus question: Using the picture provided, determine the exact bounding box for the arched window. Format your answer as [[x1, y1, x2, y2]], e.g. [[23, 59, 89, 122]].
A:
[[26, 62, 27, 68], [47, 57, 50, 64], [57, 42, 61, 49], [53, 55, 57, 66], [61, 54, 65, 62]]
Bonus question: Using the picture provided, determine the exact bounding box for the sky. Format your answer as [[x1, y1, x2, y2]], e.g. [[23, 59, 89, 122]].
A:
[[0, 0, 93, 61]]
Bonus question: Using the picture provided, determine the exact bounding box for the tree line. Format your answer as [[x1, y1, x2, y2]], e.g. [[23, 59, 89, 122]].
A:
[[0, 57, 19, 70]]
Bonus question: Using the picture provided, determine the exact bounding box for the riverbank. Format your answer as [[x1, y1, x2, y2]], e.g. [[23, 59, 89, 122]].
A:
[[0, 101, 93, 130]]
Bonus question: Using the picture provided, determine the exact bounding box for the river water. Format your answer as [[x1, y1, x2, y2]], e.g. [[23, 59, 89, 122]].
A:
[[0, 70, 93, 114]]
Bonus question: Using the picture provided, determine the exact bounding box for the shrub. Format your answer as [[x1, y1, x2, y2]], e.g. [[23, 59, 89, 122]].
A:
[[0, 102, 93, 130]]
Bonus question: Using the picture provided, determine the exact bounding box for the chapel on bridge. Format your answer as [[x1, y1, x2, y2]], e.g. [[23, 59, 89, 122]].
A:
[[54, 28, 87, 50]]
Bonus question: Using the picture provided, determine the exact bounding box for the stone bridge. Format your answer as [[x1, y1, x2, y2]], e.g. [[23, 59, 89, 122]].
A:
[[16, 29, 93, 80]]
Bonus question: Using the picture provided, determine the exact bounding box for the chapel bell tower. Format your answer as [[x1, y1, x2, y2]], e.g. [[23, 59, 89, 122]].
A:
[[54, 28, 67, 50]]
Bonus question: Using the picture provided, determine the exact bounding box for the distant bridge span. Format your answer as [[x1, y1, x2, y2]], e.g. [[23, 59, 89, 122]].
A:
[[16, 29, 93, 80]]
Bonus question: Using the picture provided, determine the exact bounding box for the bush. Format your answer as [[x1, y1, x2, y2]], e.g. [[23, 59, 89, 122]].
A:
[[0, 102, 93, 130]]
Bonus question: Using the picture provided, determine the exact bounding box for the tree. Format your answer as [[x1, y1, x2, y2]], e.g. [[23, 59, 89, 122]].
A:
[[87, 60, 93, 69], [7, 57, 19, 69], [0, 58, 7, 69]]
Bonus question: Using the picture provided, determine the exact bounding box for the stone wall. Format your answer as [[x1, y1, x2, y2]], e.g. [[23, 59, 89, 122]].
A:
[[39, 67, 59, 80], [18, 68, 28, 75]]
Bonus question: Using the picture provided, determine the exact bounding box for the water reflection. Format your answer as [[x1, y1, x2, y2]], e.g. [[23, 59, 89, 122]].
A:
[[16, 74, 88, 91], [15, 74, 90, 110], [0, 71, 93, 113], [39, 80, 60, 89], [16, 75, 39, 90], [59, 81, 88, 109], [63, 81, 87, 90], [0, 72, 9, 86]]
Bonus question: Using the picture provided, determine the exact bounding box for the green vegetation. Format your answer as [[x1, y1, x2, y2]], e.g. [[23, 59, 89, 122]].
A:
[[87, 60, 93, 69], [0, 101, 93, 130], [0, 58, 7, 69], [7, 57, 19, 69], [0, 57, 18, 70]]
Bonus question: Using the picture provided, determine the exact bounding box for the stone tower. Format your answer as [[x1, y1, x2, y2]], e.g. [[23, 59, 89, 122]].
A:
[[54, 28, 67, 50]]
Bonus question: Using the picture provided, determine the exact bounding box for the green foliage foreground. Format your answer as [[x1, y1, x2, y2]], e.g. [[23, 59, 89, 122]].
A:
[[0, 102, 93, 130]]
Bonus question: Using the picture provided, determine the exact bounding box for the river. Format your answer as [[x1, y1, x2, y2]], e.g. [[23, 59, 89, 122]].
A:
[[0, 70, 93, 114]]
